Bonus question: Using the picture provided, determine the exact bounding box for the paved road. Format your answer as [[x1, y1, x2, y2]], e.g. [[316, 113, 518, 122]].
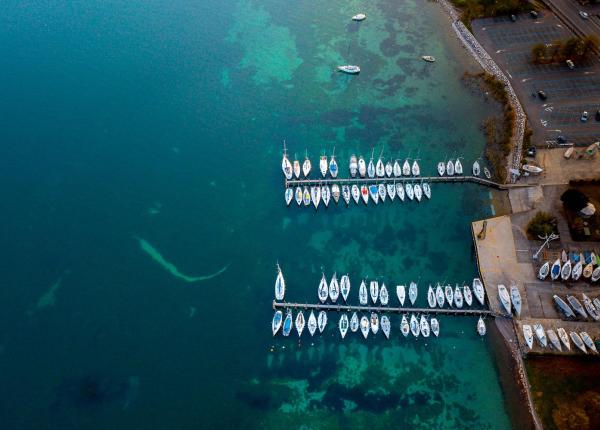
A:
[[543, 0, 600, 39]]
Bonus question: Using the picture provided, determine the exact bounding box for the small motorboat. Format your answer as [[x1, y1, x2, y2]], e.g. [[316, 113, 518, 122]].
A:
[[427, 285, 436, 308], [498, 284, 511, 315], [331, 184, 340, 204], [359, 280, 368, 305], [566, 295, 587, 319], [360, 316, 370, 339], [538, 261, 550, 280], [295, 187, 303, 206], [352, 13, 366, 21], [318, 273, 328, 303], [340, 275, 351, 302], [397, 284, 406, 306], [275, 263, 286, 301], [510, 284, 521, 317], [571, 260, 583, 281], [483, 167, 491, 179], [593, 266, 600, 282], [414, 183, 423, 202], [553, 295, 575, 318], [358, 156, 366, 178], [295, 311, 305, 337], [367, 156, 375, 178], [570, 331, 586, 353], [422, 182, 431, 199], [342, 184, 351, 205], [473, 278, 485, 305], [522, 325, 534, 349], [405, 183, 414, 200], [550, 259, 561, 280], [583, 262, 594, 278], [319, 155, 328, 177], [370, 313, 379, 334], [387, 183, 396, 200], [561, 250, 568, 263], [337, 65, 360, 74], [378, 183, 387, 202], [385, 161, 393, 177], [422, 55, 435, 62], [293, 159, 300, 179], [401, 314, 410, 337], [369, 184, 379, 204], [302, 152, 311, 177], [376, 155, 385, 177], [282, 311, 293, 336], [272, 310, 283, 336], [437, 161, 445, 176], [595, 298, 600, 311], [522, 164, 543, 174], [580, 332, 597, 353], [547, 329, 562, 351], [350, 312, 359, 332], [409, 282, 418, 305], [445, 284, 454, 307], [370, 281, 379, 304], [477, 317, 486, 336], [582, 293, 600, 321], [557, 327, 570, 351], [349, 154, 358, 177], [393, 160, 402, 177], [381, 315, 391, 339], [412, 160, 420, 176], [463, 284, 473, 307], [339, 313, 349, 339], [454, 158, 463, 175], [436, 284, 445, 308], [318, 310, 328, 333], [410, 314, 420, 337], [307, 311, 317, 336], [396, 182, 405, 201], [446, 159, 455, 176], [303, 186, 311, 206], [285, 188, 293, 206], [420, 315, 430, 338], [533, 323, 547, 347], [564, 146, 574, 159], [430, 318, 440, 337], [454, 284, 463, 309], [321, 185, 331, 207], [402, 159, 411, 176], [329, 273, 339, 302], [472, 160, 480, 176], [379, 283, 389, 306], [311, 186, 321, 209]]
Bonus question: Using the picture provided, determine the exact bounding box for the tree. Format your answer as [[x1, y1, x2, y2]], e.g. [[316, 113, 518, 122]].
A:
[[527, 211, 557, 238], [531, 43, 546, 64]]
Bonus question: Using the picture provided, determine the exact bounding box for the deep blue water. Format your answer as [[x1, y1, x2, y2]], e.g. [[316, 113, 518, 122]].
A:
[[0, 1, 512, 428]]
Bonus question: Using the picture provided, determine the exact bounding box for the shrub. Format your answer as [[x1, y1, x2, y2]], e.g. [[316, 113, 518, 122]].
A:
[[527, 211, 557, 238]]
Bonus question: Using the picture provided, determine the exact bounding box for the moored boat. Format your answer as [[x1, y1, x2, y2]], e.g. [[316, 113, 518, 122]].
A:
[[405, 183, 414, 200], [420, 315, 430, 338], [358, 156, 366, 178], [393, 160, 401, 177], [477, 317, 486, 336], [473, 278, 485, 305], [350, 184, 359, 204], [339, 313, 349, 339], [295, 311, 305, 337], [401, 314, 410, 337], [381, 315, 391, 339], [436, 284, 445, 308], [430, 317, 440, 337], [275, 263, 286, 301], [318, 273, 328, 303], [272, 310, 283, 336], [350, 312, 359, 332], [359, 280, 368, 305], [582, 293, 600, 321], [402, 159, 411, 176], [308, 311, 317, 336], [321, 185, 331, 207], [396, 182, 405, 201], [376, 155, 385, 177], [454, 158, 463, 175], [385, 161, 393, 177], [340, 275, 351, 302], [378, 183, 387, 202], [484, 167, 491, 179], [367, 154, 375, 178], [472, 160, 480, 176], [329, 150, 338, 178], [319, 155, 328, 177], [360, 315, 369, 339], [387, 183, 396, 200], [498, 284, 511, 315], [360, 185, 369, 204], [285, 188, 293, 206], [397, 284, 406, 306], [422, 182, 431, 199], [427, 285, 436, 308], [380, 283, 389, 305], [352, 13, 367, 21], [311, 185, 321, 209], [571, 260, 583, 281], [349, 154, 358, 177], [337, 65, 360, 74], [331, 184, 340, 204], [454, 284, 463, 309], [282, 145, 292, 179], [414, 183, 423, 202], [303, 186, 311, 206], [445, 284, 454, 307], [446, 159, 455, 176], [318, 310, 327, 333], [302, 151, 311, 177], [282, 311, 293, 336], [593, 266, 600, 282], [370, 313, 379, 334], [522, 164, 543, 174], [412, 160, 420, 176], [295, 187, 303, 206], [369, 184, 379, 204], [409, 282, 418, 305], [583, 262, 594, 278], [329, 273, 340, 302], [369, 280, 379, 304], [463, 284, 473, 307], [510, 283, 522, 317], [437, 161, 445, 176], [522, 324, 533, 349], [293, 158, 300, 179], [410, 314, 420, 337]]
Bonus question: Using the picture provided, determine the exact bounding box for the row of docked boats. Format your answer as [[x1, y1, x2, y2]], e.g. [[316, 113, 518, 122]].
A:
[[553, 293, 600, 321], [281, 146, 423, 180], [538, 250, 600, 283], [272, 309, 441, 339], [437, 158, 490, 179], [426, 281, 486, 309], [284, 181, 432, 207], [496, 283, 522, 317], [522, 323, 597, 354]]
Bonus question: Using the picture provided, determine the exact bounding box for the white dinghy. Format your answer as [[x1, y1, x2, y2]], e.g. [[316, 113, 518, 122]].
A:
[[538, 261, 549, 280], [570, 331, 586, 353], [477, 317, 486, 336], [547, 329, 562, 352]]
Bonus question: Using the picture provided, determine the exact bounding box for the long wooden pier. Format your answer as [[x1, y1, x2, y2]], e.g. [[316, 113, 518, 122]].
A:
[[273, 300, 499, 317], [285, 175, 534, 190]]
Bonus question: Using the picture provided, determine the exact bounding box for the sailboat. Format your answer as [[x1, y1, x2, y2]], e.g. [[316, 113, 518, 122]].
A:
[[510, 284, 522, 317], [580, 332, 597, 353], [437, 161, 445, 176], [293, 158, 301, 179], [550, 259, 561, 280], [359, 280, 368, 305], [401, 314, 410, 337], [446, 159, 455, 176], [329, 148, 338, 178], [396, 284, 406, 306], [393, 159, 402, 177], [329, 273, 340, 303], [285, 188, 293, 206], [351, 184, 360, 204], [308, 311, 317, 336], [339, 313, 349, 339], [302, 150, 311, 177], [282, 311, 293, 336], [412, 160, 420, 176], [522, 325, 533, 349], [547, 329, 562, 351], [561, 260, 572, 280], [360, 185, 369, 204], [282, 142, 292, 179], [422, 182, 431, 199], [538, 261, 549, 280], [396, 182, 405, 201], [321, 185, 331, 207], [311, 186, 321, 209], [414, 183, 423, 202], [360, 316, 370, 339], [385, 161, 393, 177], [379, 283, 389, 305], [472, 278, 485, 305], [319, 155, 328, 178], [387, 183, 396, 200], [350, 312, 359, 332], [431, 318, 440, 337], [409, 282, 418, 305], [295, 311, 305, 337], [454, 158, 463, 175], [420, 315, 430, 337], [370, 280, 379, 303], [454, 284, 463, 309], [275, 263, 286, 301], [405, 183, 414, 200], [477, 317, 486, 336], [557, 327, 570, 351], [445, 284, 454, 307], [370, 313, 379, 334], [331, 184, 340, 204], [378, 183, 387, 202], [318, 311, 327, 333], [272, 310, 283, 336], [463, 284, 473, 307], [369, 184, 379, 204], [340, 275, 351, 302], [533, 323, 547, 347], [410, 314, 420, 337], [349, 154, 358, 177], [381, 315, 391, 339], [375, 150, 385, 177], [303, 186, 311, 206], [402, 158, 410, 176], [318, 273, 328, 303], [570, 331, 586, 353], [358, 156, 367, 178], [436, 284, 445, 308], [295, 187, 303, 206], [498, 284, 511, 315], [472, 160, 480, 176], [343, 184, 352, 205], [427, 285, 436, 308]]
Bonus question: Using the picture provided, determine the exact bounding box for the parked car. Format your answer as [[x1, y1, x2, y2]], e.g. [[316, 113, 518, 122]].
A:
[[579, 11, 589, 20], [526, 147, 537, 157], [537, 90, 547, 100], [581, 111, 588, 122], [530, 10, 538, 18], [566, 59, 575, 69], [558, 135, 567, 144], [510, 14, 517, 22]]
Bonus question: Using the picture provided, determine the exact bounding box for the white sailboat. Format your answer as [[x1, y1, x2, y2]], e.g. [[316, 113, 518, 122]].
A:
[[349, 154, 358, 177], [498, 284, 511, 315], [331, 184, 340, 204], [402, 159, 411, 176], [422, 182, 431, 199], [396, 284, 406, 306], [420, 315, 430, 338], [477, 317, 486, 336], [285, 188, 293, 206], [436, 284, 445, 308], [329, 273, 340, 302], [547, 329, 562, 352], [414, 183, 423, 202], [370, 313, 379, 334], [318, 310, 327, 333], [401, 314, 410, 337], [446, 159, 455, 176], [275, 263, 286, 301], [538, 261, 549, 280], [272, 310, 283, 336], [409, 282, 418, 305], [303, 186, 311, 206], [454, 158, 463, 175], [571, 260, 583, 281], [411, 160, 420, 176], [454, 284, 463, 309], [472, 278, 485, 305], [430, 318, 440, 337], [387, 183, 396, 200], [295, 311, 305, 337], [378, 183, 387, 202], [437, 161, 445, 176], [358, 156, 367, 178], [350, 312, 359, 332], [295, 187, 303, 206], [318, 273, 328, 303], [405, 183, 414, 200], [329, 148, 338, 178], [381, 315, 391, 339], [292, 158, 301, 179], [308, 311, 317, 336], [369, 280, 379, 304], [282, 143, 292, 179], [319, 155, 328, 178], [445, 284, 454, 307], [522, 324, 533, 349], [360, 316, 370, 339], [379, 283, 389, 305], [396, 182, 405, 201], [321, 185, 331, 207], [393, 160, 402, 177], [360, 185, 369, 204], [340, 275, 351, 302], [410, 314, 420, 337], [533, 323, 547, 347], [557, 327, 570, 351], [311, 186, 320, 209], [385, 161, 393, 177], [561, 260, 572, 280], [427, 285, 436, 308], [351, 184, 360, 204], [472, 160, 480, 176], [359, 280, 368, 305], [343, 184, 352, 205], [339, 313, 349, 339], [510, 284, 521, 317], [463, 284, 473, 307], [302, 151, 311, 177], [375, 155, 385, 177], [337, 65, 361, 74]]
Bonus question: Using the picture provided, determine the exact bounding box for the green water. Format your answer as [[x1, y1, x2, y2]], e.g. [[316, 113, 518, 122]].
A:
[[0, 0, 512, 428]]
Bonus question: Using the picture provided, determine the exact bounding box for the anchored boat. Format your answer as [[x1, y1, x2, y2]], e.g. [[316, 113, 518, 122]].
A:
[[477, 317, 486, 336], [337, 65, 360, 74], [272, 310, 283, 336], [275, 263, 286, 301], [352, 13, 366, 21]]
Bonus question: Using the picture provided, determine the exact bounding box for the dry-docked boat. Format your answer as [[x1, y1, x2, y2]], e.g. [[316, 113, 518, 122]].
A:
[[405, 183, 414, 200], [463, 284, 473, 307], [561, 250, 568, 263], [318, 273, 329, 303], [437, 161, 445, 176], [592, 266, 600, 282], [302, 152, 311, 177], [484, 167, 491, 179], [583, 262, 594, 278], [414, 183, 423, 202], [572, 261, 583, 281], [582, 293, 600, 321], [420, 315, 430, 338], [538, 261, 549, 280], [318, 310, 327, 333], [409, 282, 418, 305], [454, 158, 463, 175], [580, 332, 597, 353], [566, 295, 587, 319], [379, 283, 389, 306], [307, 311, 317, 336], [370, 313, 379, 334], [401, 314, 410, 337], [522, 324, 534, 349], [350, 312, 359, 332], [337, 65, 361, 74], [522, 164, 543, 174], [385, 161, 393, 177], [546, 329, 562, 351], [370, 281, 379, 304], [340, 275, 351, 302], [378, 183, 387, 202], [430, 318, 440, 337], [533, 323, 547, 347], [339, 313, 349, 339], [293, 159, 300, 179], [275, 263, 286, 301], [422, 182, 431, 199], [550, 259, 561, 280], [319, 155, 328, 177], [272, 310, 283, 336], [359, 280, 368, 305], [358, 156, 366, 178], [402, 159, 411, 176], [285, 188, 293, 206], [412, 160, 420, 176], [561, 260, 572, 280], [446, 159, 455, 176], [321, 185, 331, 207], [303, 186, 311, 206], [553, 295, 575, 318], [349, 154, 358, 177], [436, 284, 445, 308], [445, 284, 454, 307], [381, 315, 391, 339], [393, 160, 402, 177], [410, 314, 420, 337], [454, 284, 463, 309], [329, 272, 340, 302], [498, 284, 511, 315], [570, 331, 587, 353], [397, 284, 406, 306], [427, 285, 436, 308], [295, 187, 303, 206], [296, 311, 305, 337], [282, 311, 293, 336], [331, 184, 340, 204], [510, 284, 521, 317], [477, 317, 486, 336], [557, 328, 570, 350], [360, 315, 370, 339], [472, 160, 480, 176], [473, 278, 485, 305], [396, 182, 405, 201]]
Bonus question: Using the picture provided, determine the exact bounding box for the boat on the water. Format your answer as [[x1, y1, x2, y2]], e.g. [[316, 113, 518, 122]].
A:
[[381, 315, 391, 339], [370, 280, 379, 304], [473, 278, 485, 305], [405, 183, 414, 200], [385, 161, 393, 177], [337, 65, 360, 74], [359, 280, 368, 305], [463, 284, 473, 307], [318, 310, 327, 333], [410, 314, 420, 337], [352, 13, 367, 21], [437, 161, 445, 176], [275, 263, 286, 301], [360, 316, 370, 339], [510, 284, 521, 317], [295, 187, 303, 206], [295, 311, 305, 337], [420, 315, 430, 337], [401, 314, 410, 337], [427, 285, 436, 308], [367, 153, 375, 178], [484, 167, 491, 179], [393, 160, 402, 177], [446, 159, 455, 176], [557, 327, 570, 350], [350, 184, 359, 204], [498, 284, 511, 315], [318, 273, 328, 303], [567, 295, 587, 319], [550, 259, 561, 280], [580, 332, 597, 353], [378, 183, 387, 202], [396, 182, 405, 201], [369, 184, 379, 204], [349, 154, 358, 177], [319, 155, 328, 177], [397, 284, 406, 306], [422, 55, 435, 62], [414, 183, 423, 202], [477, 317, 486, 336], [321, 185, 331, 207], [376, 153, 385, 177], [282, 145, 292, 180], [402, 159, 411, 176], [533, 323, 547, 347], [409, 282, 418, 305], [358, 156, 366, 178], [370, 313, 379, 334], [361, 185, 369, 204], [436, 284, 445, 308], [538, 261, 550, 280], [302, 152, 311, 177], [339, 313, 349, 339], [387, 183, 396, 201], [522, 324, 533, 349], [422, 182, 431, 199], [329, 273, 339, 302], [445, 284, 454, 307], [272, 310, 283, 336], [430, 317, 440, 337], [553, 295, 575, 318], [331, 184, 340, 204], [412, 160, 420, 176], [340, 275, 351, 302], [293, 159, 300, 179], [454, 158, 463, 175], [570, 331, 586, 353], [547, 329, 562, 351], [303, 186, 311, 206], [285, 187, 293, 206], [307, 311, 317, 336], [350, 312, 359, 332], [311, 186, 321, 209], [282, 311, 293, 336], [454, 284, 463, 309], [522, 164, 543, 174], [380, 283, 389, 306], [472, 160, 480, 176]]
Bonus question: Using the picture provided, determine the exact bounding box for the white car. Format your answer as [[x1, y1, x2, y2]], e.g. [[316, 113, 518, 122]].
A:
[[579, 11, 589, 19], [581, 111, 588, 122]]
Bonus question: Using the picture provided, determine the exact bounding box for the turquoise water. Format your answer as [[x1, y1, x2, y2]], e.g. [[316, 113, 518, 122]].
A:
[[0, 0, 511, 428]]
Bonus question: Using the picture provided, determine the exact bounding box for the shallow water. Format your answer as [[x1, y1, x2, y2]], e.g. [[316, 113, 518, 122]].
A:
[[0, 0, 511, 428]]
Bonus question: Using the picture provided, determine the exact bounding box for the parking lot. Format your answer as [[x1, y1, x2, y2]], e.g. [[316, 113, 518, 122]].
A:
[[472, 12, 600, 147]]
